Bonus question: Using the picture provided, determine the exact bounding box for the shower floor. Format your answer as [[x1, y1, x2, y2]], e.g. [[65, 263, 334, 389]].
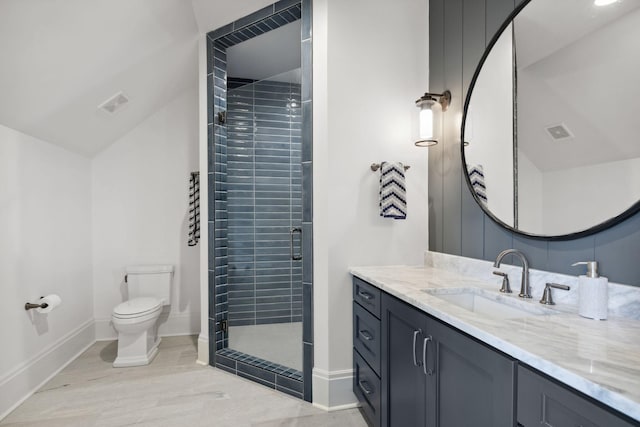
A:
[[228, 322, 302, 371]]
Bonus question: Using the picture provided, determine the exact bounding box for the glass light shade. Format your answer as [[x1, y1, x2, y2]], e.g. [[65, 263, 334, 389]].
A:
[[419, 105, 434, 140], [415, 98, 440, 147]]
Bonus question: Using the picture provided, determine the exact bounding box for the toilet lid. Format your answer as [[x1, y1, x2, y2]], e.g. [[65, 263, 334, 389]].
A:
[[113, 297, 161, 317]]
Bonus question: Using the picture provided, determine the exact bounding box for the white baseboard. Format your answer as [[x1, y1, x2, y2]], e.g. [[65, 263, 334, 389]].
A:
[[312, 368, 358, 410], [94, 311, 201, 341], [196, 333, 209, 365], [0, 319, 95, 421], [313, 402, 361, 412]]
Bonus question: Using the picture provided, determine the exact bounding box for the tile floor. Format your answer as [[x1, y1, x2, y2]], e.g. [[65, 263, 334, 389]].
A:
[[228, 323, 302, 371], [0, 336, 367, 427]]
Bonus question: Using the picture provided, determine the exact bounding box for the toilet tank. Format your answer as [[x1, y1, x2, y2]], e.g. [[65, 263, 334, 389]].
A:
[[125, 265, 174, 306]]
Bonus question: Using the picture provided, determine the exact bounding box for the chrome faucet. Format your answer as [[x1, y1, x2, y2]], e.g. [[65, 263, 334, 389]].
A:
[[493, 249, 531, 298]]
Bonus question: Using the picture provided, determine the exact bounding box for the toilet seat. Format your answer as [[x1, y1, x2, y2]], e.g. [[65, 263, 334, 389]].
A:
[[113, 297, 162, 319]]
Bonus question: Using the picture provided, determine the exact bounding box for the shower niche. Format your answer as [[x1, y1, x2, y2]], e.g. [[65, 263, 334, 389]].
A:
[[207, 0, 313, 401]]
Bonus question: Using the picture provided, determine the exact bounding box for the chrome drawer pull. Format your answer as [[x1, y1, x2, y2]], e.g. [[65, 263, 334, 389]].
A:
[[423, 335, 433, 376], [412, 330, 422, 367], [358, 290, 374, 301], [359, 330, 373, 341], [358, 380, 373, 395]]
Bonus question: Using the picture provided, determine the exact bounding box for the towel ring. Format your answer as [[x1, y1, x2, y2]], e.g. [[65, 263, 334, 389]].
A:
[[370, 163, 410, 172]]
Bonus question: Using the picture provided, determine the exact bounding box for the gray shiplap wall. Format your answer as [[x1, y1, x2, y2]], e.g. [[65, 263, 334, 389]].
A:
[[428, 0, 640, 286]]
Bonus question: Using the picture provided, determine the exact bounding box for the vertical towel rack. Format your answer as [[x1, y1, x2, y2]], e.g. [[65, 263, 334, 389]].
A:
[[188, 171, 200, 246]]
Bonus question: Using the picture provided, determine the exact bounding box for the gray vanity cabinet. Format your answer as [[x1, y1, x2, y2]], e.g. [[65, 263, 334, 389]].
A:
[[517, 366, 636, 427], [380, 291, 516, 427], [353, 276, 637, 427]]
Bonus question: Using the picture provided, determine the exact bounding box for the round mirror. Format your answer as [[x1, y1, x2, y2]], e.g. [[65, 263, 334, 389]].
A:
[[462, 0, 640, 240]]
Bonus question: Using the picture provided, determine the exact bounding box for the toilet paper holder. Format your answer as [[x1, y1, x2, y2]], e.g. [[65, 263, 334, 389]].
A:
[[25, 297, 48, 311]]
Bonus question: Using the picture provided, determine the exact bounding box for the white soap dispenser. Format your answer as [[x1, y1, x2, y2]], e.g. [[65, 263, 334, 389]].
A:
[[572, 261, 608, 320]]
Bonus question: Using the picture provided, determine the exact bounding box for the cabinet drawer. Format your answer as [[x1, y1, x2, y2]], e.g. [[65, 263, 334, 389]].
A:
[[518, 366, 635, 427], [354, 349, 381, 427], [353, 302, 381, 375], [353, 277, 381, 318]]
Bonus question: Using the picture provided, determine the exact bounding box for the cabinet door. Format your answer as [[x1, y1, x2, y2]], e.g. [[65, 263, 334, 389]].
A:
[[382, 294, 429, 427], [428, 319, 516, 427], [518, 366, 636, 427]]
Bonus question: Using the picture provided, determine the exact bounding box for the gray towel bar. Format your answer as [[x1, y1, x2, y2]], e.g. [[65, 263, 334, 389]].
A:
[[371, 163, 410, 172]]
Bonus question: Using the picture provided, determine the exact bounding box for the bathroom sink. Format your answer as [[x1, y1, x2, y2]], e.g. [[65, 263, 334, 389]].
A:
[[422, 287, 559, 319]]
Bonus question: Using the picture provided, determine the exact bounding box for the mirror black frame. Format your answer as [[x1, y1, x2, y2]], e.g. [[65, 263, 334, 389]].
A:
[[461, 0, 640, 241]]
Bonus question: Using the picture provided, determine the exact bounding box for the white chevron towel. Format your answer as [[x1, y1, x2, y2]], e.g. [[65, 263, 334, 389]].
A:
[[467, 164, 487, 205], [188, 172, 200, 246], [379, 162, 407, 220]]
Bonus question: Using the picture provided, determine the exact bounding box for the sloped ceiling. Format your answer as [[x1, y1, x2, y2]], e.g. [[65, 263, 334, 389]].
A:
[[0, 0, 279, 157], [190, 0, 276, 35], [0, 0, 201, 156], [516, 2, 640, 172]]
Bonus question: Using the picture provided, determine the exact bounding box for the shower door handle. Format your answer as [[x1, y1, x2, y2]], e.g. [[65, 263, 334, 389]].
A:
[[290, 227, 302, 261]]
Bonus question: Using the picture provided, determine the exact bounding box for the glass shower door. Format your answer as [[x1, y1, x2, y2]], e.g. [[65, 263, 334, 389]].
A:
[[223, 69, 303, 371]]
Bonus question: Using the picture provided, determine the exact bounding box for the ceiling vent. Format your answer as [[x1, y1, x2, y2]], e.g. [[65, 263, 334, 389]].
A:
[[545, 123, 574, 141], [98, 92, 129, 114]]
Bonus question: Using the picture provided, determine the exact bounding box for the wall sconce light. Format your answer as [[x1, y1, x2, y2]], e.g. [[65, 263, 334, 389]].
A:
[[415, 90, 451, 147]]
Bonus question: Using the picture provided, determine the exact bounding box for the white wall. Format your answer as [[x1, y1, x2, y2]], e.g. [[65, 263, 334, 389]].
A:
[[518, 155, 640, 235], [542, 157, 640, 235], [464, 24, 514, 225], [517, 151, 543, 232], [197, 36, 210, 365], [312, 0, 430, 409], [92, 88, 200, 339], [0, 124, 94, 419]]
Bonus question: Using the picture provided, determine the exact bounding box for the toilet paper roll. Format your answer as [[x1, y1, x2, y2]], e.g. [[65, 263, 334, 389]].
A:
[[36, 294, 62, 314]]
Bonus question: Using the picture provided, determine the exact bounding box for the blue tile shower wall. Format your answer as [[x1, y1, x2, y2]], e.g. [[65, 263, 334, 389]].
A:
[[226, 78, 303, 327], [429, 0, 640, 286]]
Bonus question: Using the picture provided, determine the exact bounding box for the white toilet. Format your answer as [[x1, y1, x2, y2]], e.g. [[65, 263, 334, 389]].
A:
[[111, 265, 174, 368]]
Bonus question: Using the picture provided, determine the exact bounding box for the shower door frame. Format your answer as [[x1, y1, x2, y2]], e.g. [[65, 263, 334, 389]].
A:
[[206, 0, 313, 402]]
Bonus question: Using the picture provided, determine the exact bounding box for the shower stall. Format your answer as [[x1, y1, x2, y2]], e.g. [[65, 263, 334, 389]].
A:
[[207, 0, 313, 401]]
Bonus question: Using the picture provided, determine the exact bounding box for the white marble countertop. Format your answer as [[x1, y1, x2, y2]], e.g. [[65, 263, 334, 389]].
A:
[[349, 263, 640, 422]]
